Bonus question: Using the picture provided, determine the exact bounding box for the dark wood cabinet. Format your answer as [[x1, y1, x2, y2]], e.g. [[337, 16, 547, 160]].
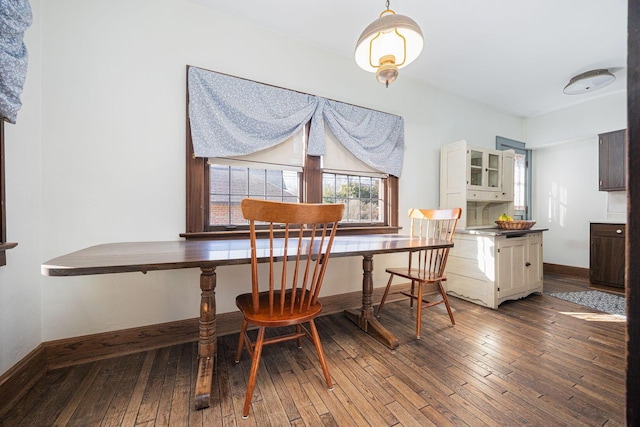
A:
[[598, 129, 626, 191], [590, 222, 625, 288]]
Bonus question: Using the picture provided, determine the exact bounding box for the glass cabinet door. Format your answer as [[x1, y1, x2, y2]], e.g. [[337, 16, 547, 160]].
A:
[[469, 150, 483, 186], [468, 149, 502, 190], [487, 153, 500, 188]]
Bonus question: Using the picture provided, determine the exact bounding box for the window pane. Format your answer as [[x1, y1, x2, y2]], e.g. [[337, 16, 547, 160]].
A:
[[209, 164, 300, 226], [322, 172, 383, 224], [230, 195, 247, 225], [248, 169, 265, 196], [282, 171, 299, 199], [265, 169, 283, 200], [514, 153, 526, 212], [210, 196, 230, 225], [230, 167, 248, 195]]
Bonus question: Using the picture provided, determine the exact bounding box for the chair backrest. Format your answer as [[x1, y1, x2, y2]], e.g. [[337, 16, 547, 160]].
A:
[[407, 208, 462, 277], [241, 198, 345, 316]]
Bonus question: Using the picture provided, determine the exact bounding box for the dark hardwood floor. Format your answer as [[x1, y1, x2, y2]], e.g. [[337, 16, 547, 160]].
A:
[[1, 274, 626, 426]]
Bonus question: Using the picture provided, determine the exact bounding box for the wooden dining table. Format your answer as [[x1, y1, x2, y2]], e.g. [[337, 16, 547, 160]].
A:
[[41, 234, 453, 410]]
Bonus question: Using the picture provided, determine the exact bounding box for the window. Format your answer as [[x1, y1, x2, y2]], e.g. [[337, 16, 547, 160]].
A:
[[0, 118, 18, 267], [185, 128, 399, 237], [184, 66, 401, 237], [1, 120, 6, 244], [320, 125, 386, 224], [1, 119, 22, 267], [497, 136, 531, 219], [1, 119, 10, 266], [513, 152, 527, 213]]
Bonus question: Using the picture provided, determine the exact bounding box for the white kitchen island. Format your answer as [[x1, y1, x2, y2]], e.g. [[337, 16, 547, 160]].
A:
[[444, 228, 546, 309]]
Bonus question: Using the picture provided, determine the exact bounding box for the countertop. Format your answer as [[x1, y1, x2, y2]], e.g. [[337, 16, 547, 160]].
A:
[[456, 227, 548, 236], [590, 220, 626, 224]]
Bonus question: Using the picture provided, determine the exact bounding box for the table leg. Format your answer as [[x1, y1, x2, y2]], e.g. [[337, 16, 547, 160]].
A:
[[195, 267, 216, 409], [344, 254, 399, 349]]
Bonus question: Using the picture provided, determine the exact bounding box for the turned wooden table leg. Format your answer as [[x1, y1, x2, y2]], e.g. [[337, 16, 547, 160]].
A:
[[195, 266, 216, 409], [344, 254, 399, 349]]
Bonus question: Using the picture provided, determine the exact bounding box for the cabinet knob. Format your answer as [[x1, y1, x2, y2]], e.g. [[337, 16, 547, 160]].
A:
[[525, 262, 531, 267], [616, 229, 623, 234]]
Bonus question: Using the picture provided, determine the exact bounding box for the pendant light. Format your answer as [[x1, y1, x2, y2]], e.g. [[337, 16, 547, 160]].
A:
[[354, 0, 423, 87]]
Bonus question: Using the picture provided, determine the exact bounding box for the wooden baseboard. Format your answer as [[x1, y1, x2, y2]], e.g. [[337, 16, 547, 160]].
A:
[[43, 318, 202, 370], [589, 282, 626, 295], [0, 345, 47, 419], [544, 263, 590, 279], [44, 282, 410, 369], [0, 282, 411, 414]]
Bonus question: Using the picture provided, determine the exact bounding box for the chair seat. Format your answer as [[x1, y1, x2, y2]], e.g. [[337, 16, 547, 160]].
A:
[[385, 267, 443, 283], [236, 289, 322, 327]]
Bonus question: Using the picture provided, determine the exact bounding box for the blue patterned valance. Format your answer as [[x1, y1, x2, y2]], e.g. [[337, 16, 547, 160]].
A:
[[188, 66, 404, 177], [310, 97, 404, 176], [0, 0, 32, 124]]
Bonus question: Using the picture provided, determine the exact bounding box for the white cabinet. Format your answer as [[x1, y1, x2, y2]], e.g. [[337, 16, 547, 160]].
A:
[[440, 140, 515, 229], [444, 231, 543, 309], [440, 139, 542, 309]]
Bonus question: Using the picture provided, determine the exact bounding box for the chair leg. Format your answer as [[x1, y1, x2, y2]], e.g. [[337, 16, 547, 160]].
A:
[[377, 274, 394, 316], [235, 319, 248, 363], [308, 319, 333, 390], [439, 282, 456, 325], [416, 283, 423, 339], [296, 325, 303, 348], [242, 326, 266, 419]]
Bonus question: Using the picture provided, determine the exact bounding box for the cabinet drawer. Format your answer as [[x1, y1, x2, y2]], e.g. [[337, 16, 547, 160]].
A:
[[467, 190, 501, 201], [591, 223, 625, 237]]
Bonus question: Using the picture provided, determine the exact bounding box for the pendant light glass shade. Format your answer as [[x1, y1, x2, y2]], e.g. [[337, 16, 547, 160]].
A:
[[563, 69, 616, 95], [355, 8, 423, 87]]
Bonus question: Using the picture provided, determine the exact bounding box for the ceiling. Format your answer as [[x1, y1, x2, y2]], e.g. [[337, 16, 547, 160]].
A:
[[193, 0, 627, 118]]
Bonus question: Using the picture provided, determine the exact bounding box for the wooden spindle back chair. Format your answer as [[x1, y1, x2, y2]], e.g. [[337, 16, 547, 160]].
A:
[[377, 207, 461, 339], [235, 198, 344, 418]]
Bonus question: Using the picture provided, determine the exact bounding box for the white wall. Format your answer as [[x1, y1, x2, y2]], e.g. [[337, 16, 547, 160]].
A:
[[525, 91, 627, 268], [2, 0, 523, 375], [524, 91, 626, 148], [532, 138, 607, 267]]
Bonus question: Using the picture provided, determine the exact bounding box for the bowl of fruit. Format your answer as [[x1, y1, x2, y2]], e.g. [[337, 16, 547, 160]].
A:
[[495, 213, 536, 230]]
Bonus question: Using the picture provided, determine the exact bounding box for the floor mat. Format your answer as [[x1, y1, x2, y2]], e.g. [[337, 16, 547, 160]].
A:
[[548, 290, 626, 316]]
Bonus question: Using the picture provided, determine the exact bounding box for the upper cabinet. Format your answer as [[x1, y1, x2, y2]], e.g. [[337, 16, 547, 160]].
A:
[[599, 129, 626, 191], [441, 140, 515, 229], [469, 148, 502, 190]]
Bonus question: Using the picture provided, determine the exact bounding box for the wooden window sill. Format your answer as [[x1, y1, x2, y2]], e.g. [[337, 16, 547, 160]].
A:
[[181, 226, 402, 240]]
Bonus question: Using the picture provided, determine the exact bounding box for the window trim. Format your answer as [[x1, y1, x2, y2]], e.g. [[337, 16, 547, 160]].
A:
[[182, 119, 400, 239], [1, 119, 6, 245], [1, 119, 18, 266], [496, 136, 532, 220]]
